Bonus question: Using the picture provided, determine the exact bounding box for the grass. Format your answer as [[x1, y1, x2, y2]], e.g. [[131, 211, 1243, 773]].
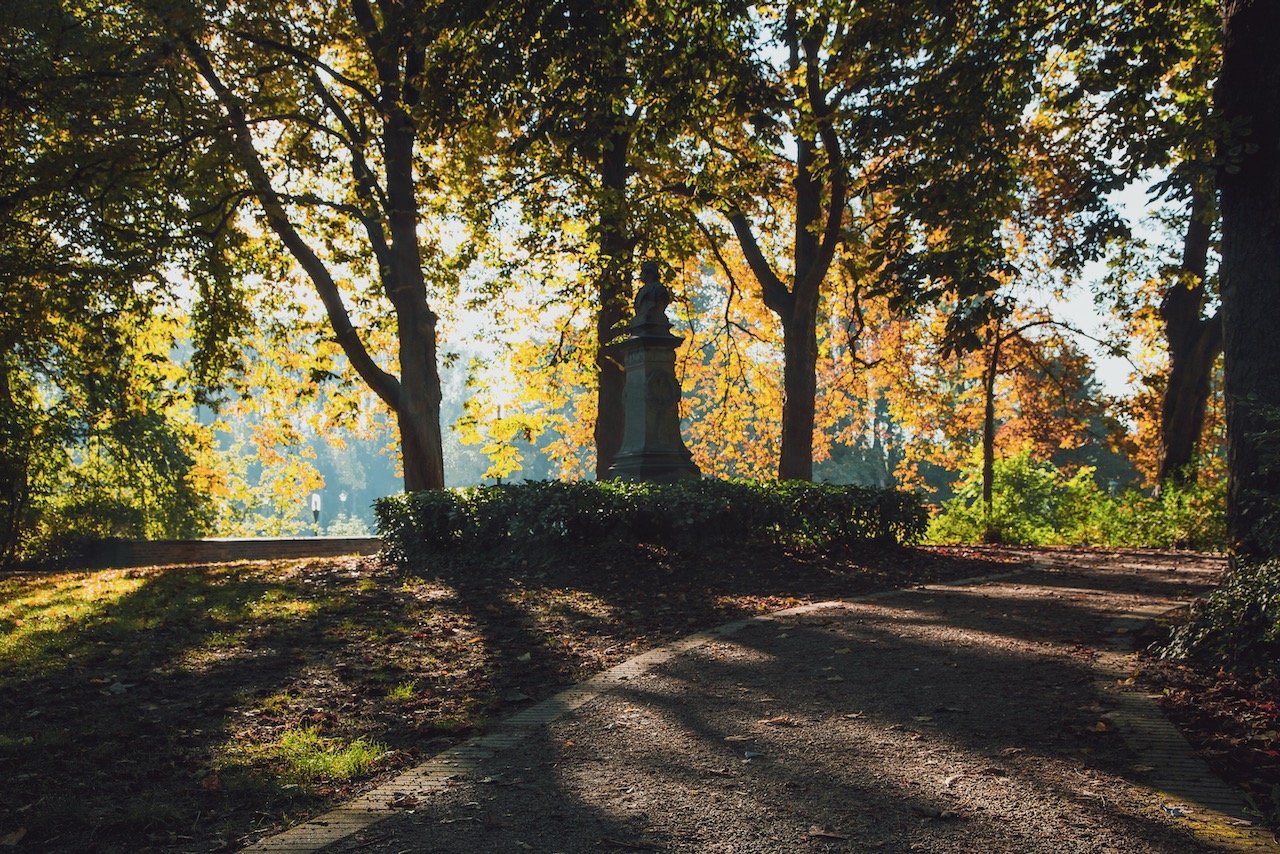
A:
[[386, 679, 417, 702], [276, 726, 388, 783]]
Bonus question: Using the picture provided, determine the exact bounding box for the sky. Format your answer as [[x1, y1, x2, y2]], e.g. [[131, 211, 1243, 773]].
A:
[[1056, 180, 1165, 398]]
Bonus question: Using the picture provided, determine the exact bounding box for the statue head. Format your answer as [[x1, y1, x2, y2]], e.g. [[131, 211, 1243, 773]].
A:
[[632, 260, 671, 332]]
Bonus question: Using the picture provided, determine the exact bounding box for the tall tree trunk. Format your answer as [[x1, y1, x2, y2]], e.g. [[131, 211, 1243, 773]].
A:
[[1158, 185, 1223, 487], [981, 321, 1002, 543], [775, 110, 826, 482], [393, 309, 445, 492], [594, 129, 632, 479], [186, 34, 447, 492], [724, 11, 844, 483], [1217, 0, 1280, 557], [385, 113, 446, 492], [0, 366, 31, 569]]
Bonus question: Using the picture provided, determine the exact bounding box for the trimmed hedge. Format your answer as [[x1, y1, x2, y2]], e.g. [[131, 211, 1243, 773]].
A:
[[375, 479, 926, 565]]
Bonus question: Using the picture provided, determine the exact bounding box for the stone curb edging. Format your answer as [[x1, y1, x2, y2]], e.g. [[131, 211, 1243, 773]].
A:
[[87, 537, 382, 571], [242, 564, 1276, 853], [1095, 633, 1279, 851]]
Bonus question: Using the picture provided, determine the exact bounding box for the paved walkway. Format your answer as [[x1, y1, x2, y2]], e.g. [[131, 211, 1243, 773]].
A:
[[247, 551, 1278, 853]]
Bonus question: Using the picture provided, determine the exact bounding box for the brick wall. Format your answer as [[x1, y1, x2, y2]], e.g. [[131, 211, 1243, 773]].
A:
[[86, 537, 382, 570]]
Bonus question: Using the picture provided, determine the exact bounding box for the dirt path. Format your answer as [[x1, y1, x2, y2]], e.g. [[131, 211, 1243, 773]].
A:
[[251, 550, 1277, 853]]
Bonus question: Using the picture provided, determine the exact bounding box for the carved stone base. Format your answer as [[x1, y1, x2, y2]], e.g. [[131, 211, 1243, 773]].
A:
[[606, 332, 700, 483]]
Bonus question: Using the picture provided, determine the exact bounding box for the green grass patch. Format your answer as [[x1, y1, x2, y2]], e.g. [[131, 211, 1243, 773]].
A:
[[0, 570, 149, 674], [276, 726, 387, 783], [386, 680, 417, 702]]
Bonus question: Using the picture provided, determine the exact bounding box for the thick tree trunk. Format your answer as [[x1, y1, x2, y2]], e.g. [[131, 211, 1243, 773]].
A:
[[394, 312, 445, 492], [594, 130, 632, 479], [779, 308, 818, 481], [777, 129, 823, 482], [385, 114, 446, 491], [1158, 186, 1222, 487], [981, 322, 1002, 543], [722, 14, 844, 482], [1217, 0, 1280, 557], [0, 368, 30, 569], [186, 36, 446, 492]]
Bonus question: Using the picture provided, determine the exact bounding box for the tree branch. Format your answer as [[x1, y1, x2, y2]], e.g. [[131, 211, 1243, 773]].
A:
[[226, 29, 379, 107], [725, 210, 794, 318], [308, 71, 392, 215], [182, 35, 402, 410]]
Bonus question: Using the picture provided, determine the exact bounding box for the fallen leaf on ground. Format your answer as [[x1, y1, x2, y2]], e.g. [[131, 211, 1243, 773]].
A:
[[387, 794, 418, 809], [724, 735, 752, 742], [760, 715, 801, 727], [0, 829, 26, 846], [807, 826, 849, 840]]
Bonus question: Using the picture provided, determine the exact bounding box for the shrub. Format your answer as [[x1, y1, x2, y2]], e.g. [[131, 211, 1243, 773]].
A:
[[1161, 560, 1280, 677], [927, 448, 1226, 550], [375, 479, 926, 565], [927, 449, 1101, 546], [1082, 479, 1226, 551]]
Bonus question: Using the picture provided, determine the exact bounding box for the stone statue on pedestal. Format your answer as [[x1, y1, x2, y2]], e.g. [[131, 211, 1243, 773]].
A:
[[606, 261, 701, 482]]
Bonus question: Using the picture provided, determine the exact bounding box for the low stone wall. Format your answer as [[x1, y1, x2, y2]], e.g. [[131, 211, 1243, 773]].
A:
[[87, 537, 382, 570]]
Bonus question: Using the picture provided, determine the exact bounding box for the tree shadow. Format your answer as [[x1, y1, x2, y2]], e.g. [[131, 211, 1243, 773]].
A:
[[0, 559, 449, 851], [0, 545, 1227, 852], [340, 545, 1226, 852]]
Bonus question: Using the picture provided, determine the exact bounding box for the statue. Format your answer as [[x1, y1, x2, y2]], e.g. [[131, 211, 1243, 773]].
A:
[[607, 260, 700, 482], [630, 260, 672, 333]]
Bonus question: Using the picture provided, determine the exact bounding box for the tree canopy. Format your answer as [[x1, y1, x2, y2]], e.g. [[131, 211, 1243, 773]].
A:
[[5, 0, 1278, 560]]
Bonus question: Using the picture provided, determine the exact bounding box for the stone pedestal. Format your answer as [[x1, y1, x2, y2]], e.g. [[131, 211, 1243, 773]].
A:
[[607, 262, 701, 482]]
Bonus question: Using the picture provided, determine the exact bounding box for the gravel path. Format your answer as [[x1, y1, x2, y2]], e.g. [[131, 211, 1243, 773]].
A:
[[259, 550, 1276, 853]]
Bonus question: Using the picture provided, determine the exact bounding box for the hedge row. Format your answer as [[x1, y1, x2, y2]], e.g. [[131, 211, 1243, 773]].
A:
[[375, 479, 926, 565]]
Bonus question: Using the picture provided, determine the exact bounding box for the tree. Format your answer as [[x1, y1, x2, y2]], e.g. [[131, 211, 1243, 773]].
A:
[[1038, 0, 1222, 487], [167, 0, 504, 492], [0, 1, 240, 563], [973, 310, 1107, 542], [481, 0, 750, 478], [1216, 0, 1280, 557], [692, 0, 1051, 481]]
